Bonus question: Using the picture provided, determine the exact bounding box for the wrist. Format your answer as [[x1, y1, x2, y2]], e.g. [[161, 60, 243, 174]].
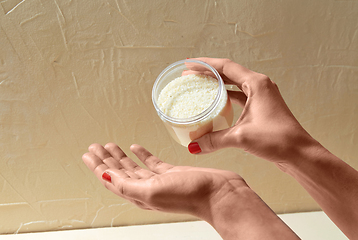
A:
[[203, 183, 254, 238], [205, 179, 250, 224], [198, 182, 299, 239], [275, 131, 326, 173], [192, 178, 249, 223]]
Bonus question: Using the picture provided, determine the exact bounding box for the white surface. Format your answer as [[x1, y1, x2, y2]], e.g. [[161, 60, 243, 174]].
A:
[[0, 211, 348, 240], [279, 211, 348, 240]]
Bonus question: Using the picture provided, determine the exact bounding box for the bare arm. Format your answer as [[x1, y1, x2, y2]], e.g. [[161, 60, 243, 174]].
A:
[[189, 57, 358, 239], [82, 143, 300, 240], [205, 182, 300, 239], [283, 142, 358, 239]]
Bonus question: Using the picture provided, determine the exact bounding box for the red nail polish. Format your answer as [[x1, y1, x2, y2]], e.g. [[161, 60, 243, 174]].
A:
[[102, 172, 112, 183], [188, 142, 201, 154]]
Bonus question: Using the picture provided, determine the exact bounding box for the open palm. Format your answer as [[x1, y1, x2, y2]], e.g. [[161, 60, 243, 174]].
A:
[[82, 143, 246, 217]]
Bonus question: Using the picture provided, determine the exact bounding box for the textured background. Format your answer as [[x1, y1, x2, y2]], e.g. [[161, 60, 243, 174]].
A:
[[0, 0, 357, 234]]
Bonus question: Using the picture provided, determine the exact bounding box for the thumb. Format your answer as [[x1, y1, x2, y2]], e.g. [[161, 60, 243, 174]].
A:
[[188, 127, 236, 154]]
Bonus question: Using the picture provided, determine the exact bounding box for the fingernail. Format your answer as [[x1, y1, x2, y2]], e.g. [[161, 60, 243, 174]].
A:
[[102, 172, 112, 183], [188, 142, 201, 154]]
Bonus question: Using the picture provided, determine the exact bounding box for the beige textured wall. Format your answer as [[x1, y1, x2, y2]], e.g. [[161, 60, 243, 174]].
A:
[[1, 0, 357, 234]]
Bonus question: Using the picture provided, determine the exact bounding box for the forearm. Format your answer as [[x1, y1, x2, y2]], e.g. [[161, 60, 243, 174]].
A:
[[282, 140, 358, 239], [198, 183, 300, 240]]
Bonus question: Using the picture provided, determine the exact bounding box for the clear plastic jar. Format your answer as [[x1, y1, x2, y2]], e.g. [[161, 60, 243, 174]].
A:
[[152, 59, 233, 146]]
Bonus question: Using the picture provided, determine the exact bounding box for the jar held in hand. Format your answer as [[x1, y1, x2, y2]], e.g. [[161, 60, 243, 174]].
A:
[[152, 59, 233, 147]]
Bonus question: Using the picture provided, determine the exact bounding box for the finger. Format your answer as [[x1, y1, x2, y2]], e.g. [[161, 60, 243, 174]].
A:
[[102, 169, 130, 197], [188, 127, 238, 154], [104, 142, 141, 172], [228, 90, 247, 108], [182, 70, 217, 79], [103, 157, 123, 170], [89, 143, 127, 174], [184, 61, 209, 72], [185, 59, 238, 86], [103, 169, 155, 210], [191, 58, 253, 89], [130, 144, 174, 174], [105, 168, 154, 201], [88, 143, 112, 160], [104, 143, 142, 179], [182, 69, 247, 107], [82, 152, 109, 184], [183, 70, 238, 86], [104, 143, 138, 171], [124, 170, 141, 179], [104, 143, 127, 160], [104, 143, 154, 179]]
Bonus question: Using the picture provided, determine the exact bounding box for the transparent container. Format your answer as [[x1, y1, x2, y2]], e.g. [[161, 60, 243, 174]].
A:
[[152, 59, 233, 147]]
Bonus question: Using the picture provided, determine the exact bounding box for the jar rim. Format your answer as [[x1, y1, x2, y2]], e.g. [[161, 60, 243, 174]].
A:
[[152, 59, 224, 125]]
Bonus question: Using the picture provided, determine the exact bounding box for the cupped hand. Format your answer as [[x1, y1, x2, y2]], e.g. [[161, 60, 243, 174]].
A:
[[82, 143, 247, 218], [187, 58, 317, 165]]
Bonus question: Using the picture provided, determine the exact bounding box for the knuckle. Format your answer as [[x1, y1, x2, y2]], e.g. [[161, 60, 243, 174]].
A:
[[256, 74, 271, 85], [221, 58, 233, 68], [247, 73, 277, 92], [233, 126, 250, 149], [222, 58, 232, 64]]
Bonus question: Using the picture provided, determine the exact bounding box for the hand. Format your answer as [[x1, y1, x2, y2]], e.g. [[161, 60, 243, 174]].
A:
[[82, 143, 247, 218], [186, 58, 358, 239], [187, 58, 318, 166], [82, 143, 300, 239]]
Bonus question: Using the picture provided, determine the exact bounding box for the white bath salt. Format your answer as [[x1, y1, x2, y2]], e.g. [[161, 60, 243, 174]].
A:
[[158, 74, 219, 118]]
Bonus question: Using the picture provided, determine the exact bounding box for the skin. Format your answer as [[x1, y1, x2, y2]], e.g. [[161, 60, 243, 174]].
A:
[[83, 143, 299, 239], [82, 58, 358, 239], [188, 58, 358, 239]]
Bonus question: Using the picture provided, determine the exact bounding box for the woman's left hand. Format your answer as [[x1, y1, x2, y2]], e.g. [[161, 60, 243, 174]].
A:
[[82, 143, 246, 217]]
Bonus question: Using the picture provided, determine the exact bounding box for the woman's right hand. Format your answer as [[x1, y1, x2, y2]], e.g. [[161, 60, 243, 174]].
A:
[[188, 58, 319, 167], [188, 58, 358, 239]]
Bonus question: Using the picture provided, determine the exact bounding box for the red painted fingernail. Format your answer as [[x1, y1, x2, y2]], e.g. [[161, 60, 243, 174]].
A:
[[188, 142, 201, 154], [102, 172, 112, 183]]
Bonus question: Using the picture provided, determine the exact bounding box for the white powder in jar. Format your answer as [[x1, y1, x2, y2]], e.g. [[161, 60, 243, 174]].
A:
[[157, 74, 220, 119]]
